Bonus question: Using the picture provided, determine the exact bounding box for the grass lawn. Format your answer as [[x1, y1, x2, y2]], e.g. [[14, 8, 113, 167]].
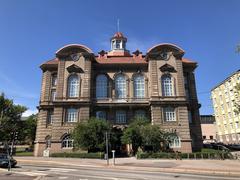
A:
[[201, 148, 223, 153], [15, 151, 33, 156]]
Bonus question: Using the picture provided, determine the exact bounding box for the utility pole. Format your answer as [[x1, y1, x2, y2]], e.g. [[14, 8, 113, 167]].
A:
[[105, 131, 109, 165]]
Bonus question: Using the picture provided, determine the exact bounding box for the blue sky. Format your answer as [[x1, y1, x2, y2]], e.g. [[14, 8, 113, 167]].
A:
[[0, 0, 240, 116]]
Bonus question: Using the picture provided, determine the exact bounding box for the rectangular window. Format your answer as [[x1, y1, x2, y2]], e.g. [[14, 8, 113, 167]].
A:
[[51, 90, 56, 101], [52, 74, 57, 87], [66, 108, 78, 122], [116, 110, 126, 124], [188, 111, 192, 123], [96, 111, 106, 120], [210, 136, 213, 140], [163, 107, 176, 122], [203, 136, 206, 140], [236, 121, 239, 129], [47, 110, 53, 124]]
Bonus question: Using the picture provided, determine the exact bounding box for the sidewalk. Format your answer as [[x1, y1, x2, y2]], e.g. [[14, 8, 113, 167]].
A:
[[14, 156, 240, 177]]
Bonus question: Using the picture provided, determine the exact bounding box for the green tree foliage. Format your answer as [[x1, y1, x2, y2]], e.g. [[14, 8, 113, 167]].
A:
[[121, 118, 149, 154], [122, 118, 176, 154], [21, 114, 37, 145], [0, 93, 27, 142], [72, 117, 111, 152], [233, 83, 240, 114]]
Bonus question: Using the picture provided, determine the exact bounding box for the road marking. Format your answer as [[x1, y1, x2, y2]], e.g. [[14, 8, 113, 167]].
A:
[[16, 171, 47, 176], [49, 168, 78, 172]]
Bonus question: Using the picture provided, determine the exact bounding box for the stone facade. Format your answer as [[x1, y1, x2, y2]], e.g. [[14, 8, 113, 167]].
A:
[[34, 33, 202, 156]]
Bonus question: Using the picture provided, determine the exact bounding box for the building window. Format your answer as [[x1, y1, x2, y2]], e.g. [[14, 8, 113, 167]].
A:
[[45, 136, 51, 149], [133, 74, 145, 98], [116, 110, 126, 124], [226, 135, 229, 142], [51, 89, 56, 101], [116, 40, 121, 49], [169, 136, 181, 148], [163, 107, 176, 122], [162, 75, 174, 96], [68, 75, 80, 98], [236, 121, 239, 129], [188, 111, 192, 123], [47, 110, 53, 124], [210, 136, 213, 140], [96, 111, 106, 120], [232, 134, 236, 141], [66, 108, 78, 122], [96, 74, 108, 99], [135, 110, 146, 119], [62, 135, 74, 148], [115, 74, 127, 99], [52, 74, 57, 87], [203, 136, 206, 140]]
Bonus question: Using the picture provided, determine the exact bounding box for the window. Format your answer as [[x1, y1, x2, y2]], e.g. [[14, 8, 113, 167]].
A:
[[45, 136, 51, 148], [52, 74, 57, 87], [203, 136, 206, 140], [68, 75, 79, 97], [232, 134, 236, 141], [210, 136, 213, 140], [116, 40, 121, 49], [169, 136, 181, 148], [116, 110, 126, 124], [236, 121, 239, 129], [188, 111, 192, 123], [62, 135, 74, 148], [162, 75, 174, 96], [96, 111, 106, 120], [96, 75, 108, 99], [66, 108, 78, 122], [115, 74, 127, 99], [133, 74, 145, 98], [135, 110, 146, 119], [51, 90, 56, 101], [226, 135, 229, 142], [47, 110, 53, 124], [163, 107, 176, 121]]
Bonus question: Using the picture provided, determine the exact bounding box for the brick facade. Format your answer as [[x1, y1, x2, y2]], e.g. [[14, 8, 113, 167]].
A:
[[34, 33, 202, 156]]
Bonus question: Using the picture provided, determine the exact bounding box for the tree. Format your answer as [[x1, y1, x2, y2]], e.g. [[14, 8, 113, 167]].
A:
[[21, 114, 37, 145], [72, 117, 111, 152], [232, 83, 240, 114], [0, 93, 27, 142], [121, 118, 149, 155]]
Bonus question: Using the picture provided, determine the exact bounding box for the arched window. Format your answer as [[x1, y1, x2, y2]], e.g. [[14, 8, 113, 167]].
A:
[[45, 135, 51, 149], [68, 75, 79, 97], [115, 74, 127, 99], [133, 74, 145, 98], [96, 75, 108, 99], [135, 110, 146, 119], [61, 135, 74, 148], [162, 75, 174, 96], [169, 136, 181, 148], [96, 111, 106, 120]]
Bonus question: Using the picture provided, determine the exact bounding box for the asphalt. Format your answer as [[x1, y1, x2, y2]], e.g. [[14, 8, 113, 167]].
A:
[[10, 156, 240, 177]]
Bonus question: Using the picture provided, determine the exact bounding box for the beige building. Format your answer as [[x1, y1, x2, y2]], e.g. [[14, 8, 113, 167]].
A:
[[211, 70, 240, 144], [200, 115, 217, 143], [34, 32, 202, 156]]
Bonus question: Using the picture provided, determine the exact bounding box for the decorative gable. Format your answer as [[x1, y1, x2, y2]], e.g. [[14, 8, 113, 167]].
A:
[[159, 64, 177, 73], [66, 64, 84, 73]]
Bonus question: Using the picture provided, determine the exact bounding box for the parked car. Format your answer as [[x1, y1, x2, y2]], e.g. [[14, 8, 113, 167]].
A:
[[0, 153, 17, 168], [211, 144, 230, 151], [227, 144, 240, 151]]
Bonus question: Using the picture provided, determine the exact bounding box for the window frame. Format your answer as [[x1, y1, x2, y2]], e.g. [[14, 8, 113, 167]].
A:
[[133, 74, 145, 99], [116, 110, 127, 124], [96, 111, 107, 120], [65, 108, 78, 123], [61, 135, 74, 149], [161, 75, 174, 96], [169, 136, 181, 148], [96, 74, 108, 99], [115, 74, 127, 99], [67, 74, 80, 98], [163, 107, 176, 122]]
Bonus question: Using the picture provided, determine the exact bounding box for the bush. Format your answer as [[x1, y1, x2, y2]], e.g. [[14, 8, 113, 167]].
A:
[[136, 151, 233, 159], [51, 152, 104, 159]]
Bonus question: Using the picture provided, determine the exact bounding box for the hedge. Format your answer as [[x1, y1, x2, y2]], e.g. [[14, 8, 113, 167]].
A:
[[51, 152, 104, 159], [136, 152, 233, 159]]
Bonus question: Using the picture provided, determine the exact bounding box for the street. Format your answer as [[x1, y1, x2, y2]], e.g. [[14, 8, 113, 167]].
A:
[[1, 161, 240, 180]]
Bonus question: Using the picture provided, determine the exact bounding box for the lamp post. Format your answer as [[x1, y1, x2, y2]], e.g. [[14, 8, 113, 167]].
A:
[[105, 131, 109, 165]]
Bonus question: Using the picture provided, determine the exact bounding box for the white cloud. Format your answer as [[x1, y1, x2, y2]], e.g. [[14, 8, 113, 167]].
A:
[[22, 109, 38, 117]]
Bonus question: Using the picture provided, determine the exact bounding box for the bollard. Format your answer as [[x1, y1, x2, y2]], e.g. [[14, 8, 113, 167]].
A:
[[112, 150, 115, 166]]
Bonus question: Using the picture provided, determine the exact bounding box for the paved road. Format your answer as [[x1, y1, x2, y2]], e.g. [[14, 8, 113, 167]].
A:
[[1, 163, 240, 180]]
